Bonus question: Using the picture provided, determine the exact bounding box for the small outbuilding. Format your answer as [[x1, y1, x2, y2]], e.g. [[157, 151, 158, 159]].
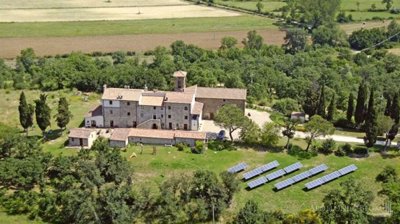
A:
[[290, 112, 309, 123], [68, 128, 98, 148], [85, 105, 104, 128]]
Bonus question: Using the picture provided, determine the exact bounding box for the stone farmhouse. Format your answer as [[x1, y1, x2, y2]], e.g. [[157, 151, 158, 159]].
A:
[[69, 71, 246, 148], [84, 71, 247, 131]]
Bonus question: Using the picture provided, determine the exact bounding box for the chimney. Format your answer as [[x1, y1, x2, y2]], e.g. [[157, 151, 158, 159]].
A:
[[144, 84, 148, 91], [103, 84, 107, 91]]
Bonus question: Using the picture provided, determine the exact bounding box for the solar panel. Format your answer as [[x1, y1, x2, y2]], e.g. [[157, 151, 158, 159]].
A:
[[308, 164, 328, 175], [227, 162, 247, 174], [266, 169, 286, 181], [242, 161, 280, 180], [284, 162, 303, 174], [338, 164, 358, 176], [322, 171, 341, 182], [291, 171, 311, 182], [305, 178, 325, 190], [275, 178, 295, 190], [247, 176, 268, 189]]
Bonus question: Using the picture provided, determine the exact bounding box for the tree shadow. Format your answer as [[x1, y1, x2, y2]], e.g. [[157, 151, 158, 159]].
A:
[[42, 129, 64, 142]]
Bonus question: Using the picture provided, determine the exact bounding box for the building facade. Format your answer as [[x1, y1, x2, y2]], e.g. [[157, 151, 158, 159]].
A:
[[85, 71, 247, 131]]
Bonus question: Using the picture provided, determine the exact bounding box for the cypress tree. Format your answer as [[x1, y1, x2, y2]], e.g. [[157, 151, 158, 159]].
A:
[[55, 97, 72, 129], [35, 94, 51, 136], [364, 89, 378, 147], [316, 85, 326, 118], [355, 81, 367, 126], [327, 93, 336, 121], [384, 96, 392, 116], [347, 93, 354, 122], [18, 91, 34, 135], [390, 93, 400, 123]]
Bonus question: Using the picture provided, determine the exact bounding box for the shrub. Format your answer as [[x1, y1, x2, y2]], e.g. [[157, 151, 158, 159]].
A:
[[334, 148, 346, 157], [175, 142, 188, 151], [334, 118, 354, 129], [376, 166, 398, 183], [319, 138, 336, 154], [341, 143, 353, 154], [287, 144, 317, 160], [208, 140, 235, 151], [353, 146, 369, 155]]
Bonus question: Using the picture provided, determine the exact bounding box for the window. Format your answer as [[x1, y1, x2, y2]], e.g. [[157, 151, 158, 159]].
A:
[[110, 110, 113, 114], [71, 138, 75, 142], [168, 106, 171, 110], [109, 100, 113, 105], [154, 106, 156, 110], [168, 115, 171, 118], [184, 116, 188, 120], [184, 106, 188, 111], [161, 114, 164, 118], [127, 112, 131, 116], [223, 99, 226, 102], [153, 115, 156, 119], [127, 102, 130, 106]]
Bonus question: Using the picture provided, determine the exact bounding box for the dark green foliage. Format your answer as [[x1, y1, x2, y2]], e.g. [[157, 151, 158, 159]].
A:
[[304, 115, 335, 151], [380, 178, 400, 223], [242, 30, 263, 50], [55, 97, 72, 129], [336, 11, 353, 23], [16, 48, 36, 74], [283, 28, 308, 54], [376, 166, 398, 183], [355, 81, 367, 126], [319, 179, 374, 224], [287, 144, 318, 160], [387, 20, 400, 42], [220, 171, 240, 204], [233, 200, 264, 224], [272, 98, 299, 116], [0, 157, 44, 190], [390, 93, 400, 123], [348, 28, 388, 50], [299, 0, 341, 28], [312, 25, 348, 47], [34, 94, 51, 135], [353, 146, 369, 155], [214, 104, 247, 141], [316, 85, 326, 117], [319, 138, 336, 155], [346, 93, 354, 122], [364, 89, 379, 147], [327, 93, 336, 121], [18, 91, 34, 134], [239, 119, 261, 145]]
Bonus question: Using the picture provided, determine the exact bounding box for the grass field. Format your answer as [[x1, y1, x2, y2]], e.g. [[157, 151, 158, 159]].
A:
[[214, 0, 285, 13], [0, 16, 276, 38]]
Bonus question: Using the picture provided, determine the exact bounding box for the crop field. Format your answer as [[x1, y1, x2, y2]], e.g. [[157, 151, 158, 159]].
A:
[[214, 0, 285, 14]]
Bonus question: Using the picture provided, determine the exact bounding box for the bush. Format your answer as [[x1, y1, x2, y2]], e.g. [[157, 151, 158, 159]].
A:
[[287, 144, 317, 160], [208, 140, 235, 151], [334, 118, 354, 129], [319, 138, 336, 154], [376, 166, 398, 183], [335, 148, 346, 157], [272, 98, 299, 116], [340, 143, 353, 154], [175, 142, 188, 151], [353, 146, 369, 155], [349, 28, 387, 50]]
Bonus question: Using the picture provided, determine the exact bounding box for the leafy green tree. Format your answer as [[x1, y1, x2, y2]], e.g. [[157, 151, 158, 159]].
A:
[[55, 97, 72, 130], [388, 20, 400, 42], [346, 93, 354, 122], [272, 98, 299, 116], [111, 51, 126, 65], [214, 104, 247, 141], [16, 48, 36, 74], [242, 30, 263, 50], [256, 1, 264, 13], [233, 200, 264, 224], [304, 115, 335, 151], [390, 93, 400, 123], [239, 118, 261, 145], [382, 0, 393, 11], [326, 93, 336, 121], [35, 94, 51, 136], [380, 179, 400, 223], [0, 157, 44, 190], [312, 25, 348, 47], [319, 179, 374, 224], [18, 91, 34, 135], [316, 85, 326, 118], [285, 209, 322, 224], [260, 123, 280, 148], [300, 0, 341, 28], [220, 36, 238, 49], [282, 118, 299, 149], [355, 81, 367, 126], [349, 28, 387, 50], [283, 28, 308, 54], [220, 171, 240, 204], [364, 89, 378, 147]]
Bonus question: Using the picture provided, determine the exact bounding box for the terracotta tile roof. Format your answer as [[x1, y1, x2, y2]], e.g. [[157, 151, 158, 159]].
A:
[[68, 128, 96, 139], [192, 101, 203, 115], [195, 87, 246, 100], [165, 92, 194, 104], [173, 71, 187, 78], [85, 105, 102, 118], [102, 88, 142, 101], [140, 96, 164, 106], [110, 128, 131, 141], [129, 129, 175, 139], [184, 85, 197, 94], [175, 131, 207, 140]]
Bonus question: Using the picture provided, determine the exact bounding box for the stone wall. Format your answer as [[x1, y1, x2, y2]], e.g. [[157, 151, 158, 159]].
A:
[[165, 102, 191, 130], [128, 137, 174, 145], [195, 98, 245, 119], [103, 100, 138, 128]]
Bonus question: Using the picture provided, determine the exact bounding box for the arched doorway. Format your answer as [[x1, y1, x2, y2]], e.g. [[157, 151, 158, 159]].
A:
[[152, 123, 158, 129]]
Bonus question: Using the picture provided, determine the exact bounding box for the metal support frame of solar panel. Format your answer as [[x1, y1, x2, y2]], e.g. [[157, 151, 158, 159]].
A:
[[227, 162, 248, 174], [242, 160, 279, 180], [305, 164, 358, 190], [275, 164, 328, 190], [247, 177, 268, 189]]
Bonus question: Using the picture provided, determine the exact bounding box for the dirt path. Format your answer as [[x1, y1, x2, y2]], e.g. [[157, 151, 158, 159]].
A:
[[0, 29, 285, 58]]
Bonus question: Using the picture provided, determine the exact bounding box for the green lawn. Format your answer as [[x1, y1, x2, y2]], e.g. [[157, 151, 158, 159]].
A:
[[214, 0, 285, 13], [122, 144, 400, 216], [0, 16, 277, 38], [0, 211, 44, 224]]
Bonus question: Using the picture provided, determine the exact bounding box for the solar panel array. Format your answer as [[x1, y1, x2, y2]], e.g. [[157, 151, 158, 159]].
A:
[[305, 164, 358, 190], [247, 162, 303, 189], [243, 160, 279, 180], [274, 164, 328, 190], [227, 162, 248, 174]]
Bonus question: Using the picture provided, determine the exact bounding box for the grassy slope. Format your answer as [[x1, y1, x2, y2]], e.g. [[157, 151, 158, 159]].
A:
[[0, 16, 277, 38]]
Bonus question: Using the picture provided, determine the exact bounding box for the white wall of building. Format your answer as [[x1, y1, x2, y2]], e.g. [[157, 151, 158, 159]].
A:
[[85, 116, 104, 128]]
